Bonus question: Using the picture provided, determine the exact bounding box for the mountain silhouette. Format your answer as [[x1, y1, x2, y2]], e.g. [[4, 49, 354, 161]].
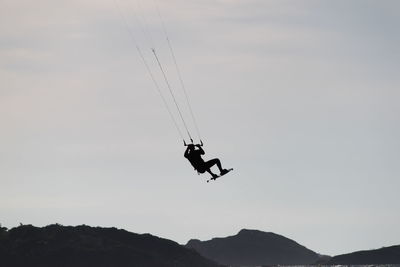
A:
[[325, 245, 400, 264], [0, 224, 222, 267], [185, 229, 320, 266]]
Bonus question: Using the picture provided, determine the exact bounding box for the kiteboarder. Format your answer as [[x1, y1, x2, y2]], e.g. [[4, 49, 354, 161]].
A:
[[184, 144, 231, 179]]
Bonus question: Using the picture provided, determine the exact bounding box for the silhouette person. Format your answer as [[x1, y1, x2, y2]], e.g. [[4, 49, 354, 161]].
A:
[[184, 144, 229, 178]]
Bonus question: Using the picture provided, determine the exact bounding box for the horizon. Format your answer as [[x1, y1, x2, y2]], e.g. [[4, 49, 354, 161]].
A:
[[3, 223, 398, 257], [1, 222, 398, 257], [1, 0, 399, 256]]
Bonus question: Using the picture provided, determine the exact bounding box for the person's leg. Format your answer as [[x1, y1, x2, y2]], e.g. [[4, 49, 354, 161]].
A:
[[204, 158, 223, 173]]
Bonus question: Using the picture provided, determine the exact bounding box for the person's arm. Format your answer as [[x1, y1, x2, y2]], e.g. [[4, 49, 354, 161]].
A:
[[184, 146, 190, 158], [197, 145, 205, 155]]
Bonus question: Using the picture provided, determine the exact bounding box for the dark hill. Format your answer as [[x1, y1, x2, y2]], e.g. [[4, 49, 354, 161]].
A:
[[0, 224, 222, 267], [185, 229, 320, 266], [326, 245, 400, 264]]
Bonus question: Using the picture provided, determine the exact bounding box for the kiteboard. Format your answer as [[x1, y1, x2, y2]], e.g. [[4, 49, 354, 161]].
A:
[[207, 168, 233, 183]]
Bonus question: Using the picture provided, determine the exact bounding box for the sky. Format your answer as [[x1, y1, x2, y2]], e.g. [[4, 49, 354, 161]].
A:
[[1, 0, 399, 256]]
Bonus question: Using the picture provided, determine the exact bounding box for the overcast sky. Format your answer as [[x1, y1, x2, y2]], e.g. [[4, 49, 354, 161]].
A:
[[1, 0, 399, 256]]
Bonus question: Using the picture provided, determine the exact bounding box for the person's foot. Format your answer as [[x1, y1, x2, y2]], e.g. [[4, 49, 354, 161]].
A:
[[211, 173, 219, 179], [220, 169, 229, 175]]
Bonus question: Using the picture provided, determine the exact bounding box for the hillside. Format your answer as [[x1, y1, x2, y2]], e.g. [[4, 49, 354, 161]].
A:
[[326, 245, 400, 264], [0, 224, 222, 267], [185, 229, 320, 266]]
